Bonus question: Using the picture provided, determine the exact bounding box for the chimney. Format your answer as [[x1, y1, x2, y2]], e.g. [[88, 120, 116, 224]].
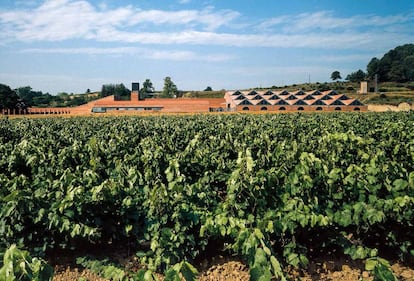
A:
[[131, 82, 140, 100]]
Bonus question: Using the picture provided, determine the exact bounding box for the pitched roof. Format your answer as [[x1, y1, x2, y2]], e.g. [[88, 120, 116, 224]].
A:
[[225, 89, 365, 110]]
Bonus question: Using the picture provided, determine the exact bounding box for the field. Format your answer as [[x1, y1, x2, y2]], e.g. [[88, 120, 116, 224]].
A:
[[0, 112, 413, 280]]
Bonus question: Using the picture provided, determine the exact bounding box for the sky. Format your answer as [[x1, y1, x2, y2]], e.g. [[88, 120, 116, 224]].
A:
[[0, 0, 413, 94]]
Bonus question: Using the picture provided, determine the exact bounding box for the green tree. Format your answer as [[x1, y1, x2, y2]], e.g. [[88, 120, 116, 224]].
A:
[[0, 84, 19, 110], [114, 83, 130, 100], [204, 86, 213, 91], [100, 84, 114, 98], [368, 44, 414, 82], [100, 84, 130, 99], [142, 79, 155, 98], [161, 77, 178, 98], [330, 71, 342, 81], [367, 57, 380, 79], [403, 55, 414, 81], [16, 86, 44, 107], [346, 69, 367, 82]]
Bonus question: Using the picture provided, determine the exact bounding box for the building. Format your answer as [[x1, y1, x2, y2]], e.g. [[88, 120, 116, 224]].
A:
[[18, 83, 226, 115], [224, 90, 367, 112], [1, 84, 367, 115]]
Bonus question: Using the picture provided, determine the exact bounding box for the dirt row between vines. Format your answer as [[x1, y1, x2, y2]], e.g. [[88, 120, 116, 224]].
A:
[[52, 255, 414, 281]]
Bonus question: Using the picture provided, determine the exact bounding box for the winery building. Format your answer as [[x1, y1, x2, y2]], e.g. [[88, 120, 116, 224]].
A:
[[224, 90, 367, 112], [2, 83, 367, 115]]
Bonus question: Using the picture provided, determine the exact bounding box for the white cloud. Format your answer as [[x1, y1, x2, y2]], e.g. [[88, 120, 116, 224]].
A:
[[129, 8, 240, 31], [0, 0, 239, 43], [20, 46, 235, 61], [0, 0, 412, 52], [259, 10, 414, 33]]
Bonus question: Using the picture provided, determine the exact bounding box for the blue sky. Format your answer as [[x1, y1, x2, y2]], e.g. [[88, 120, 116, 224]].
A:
[[0, 0, 413, 94]]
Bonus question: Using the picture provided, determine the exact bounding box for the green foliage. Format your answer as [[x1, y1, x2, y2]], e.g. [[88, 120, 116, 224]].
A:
[[101, 84, 131, 100], [142, 79, 155, 98], [369, 44, 414, 82], [0, 244, 53, 281], [0, 113, 413, 279], [76, 257, 197, 281], [0, 84, 20, 110], [365, 257, 398, 281], [331, 70, 342, 81], [346, 69, 367, 82], [76, 257, 127, 281], [161, 77, 178, 98]]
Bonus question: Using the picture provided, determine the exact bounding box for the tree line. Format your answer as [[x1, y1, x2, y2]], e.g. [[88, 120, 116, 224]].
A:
[[334, 44, 414, 83], [0, 77, 184, 111]]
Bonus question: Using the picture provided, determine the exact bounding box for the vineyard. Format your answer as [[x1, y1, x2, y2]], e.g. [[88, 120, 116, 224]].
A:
[[0, 113, 413, 280]]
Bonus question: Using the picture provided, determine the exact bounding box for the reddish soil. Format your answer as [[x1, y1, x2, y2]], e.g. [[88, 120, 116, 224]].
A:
[[52, 254, 414, 281]]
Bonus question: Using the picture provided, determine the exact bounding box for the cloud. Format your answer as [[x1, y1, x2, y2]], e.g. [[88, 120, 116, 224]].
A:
[[259, 10, 414, 33], [0, 0, 413, 51], [0, 0, 239, 43], [20, 46, 235, 61], [129, 7, 240, 31]]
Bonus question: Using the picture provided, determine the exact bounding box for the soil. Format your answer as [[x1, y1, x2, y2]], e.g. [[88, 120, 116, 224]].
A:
[[367, 103, 413, 112], [51, 252, 414, 281]]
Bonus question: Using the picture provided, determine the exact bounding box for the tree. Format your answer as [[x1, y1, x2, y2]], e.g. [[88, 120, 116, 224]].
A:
[[367, 44, 414, 82], [330, 71, 342, 81], [204, 86, 213, 91], [142, 79, 155, 98], [100, 84, 130, 99], [100, 84, 113, 98], [161, 77, 178, 98], [0, 84, 19, 110], [114, 84, 130, 99], [345, 69, 367, 82], [366, 57, 380, 79], [16, 86, 43, 106]]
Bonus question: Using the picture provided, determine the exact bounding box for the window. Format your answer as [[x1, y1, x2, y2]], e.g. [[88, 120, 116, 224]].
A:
[[242, 107, 249, 111], [331, 100, 344, 106], [240, 99, 252, 105], [350, 100, 364, 106], [304, 95, 315, 100], [354, 107, 361, 111], [313, 99, 326, 105], [294, 100, 307, 105], [258, 100, 270, 105], [335, 107, 341, 111], [279, 107, 286, 110], [316, 107, 323, 111], [275, 100, 289, 105], [260, 107, 268, 111], [298, 107, 304, 111], [321, 95, 332, 100]]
